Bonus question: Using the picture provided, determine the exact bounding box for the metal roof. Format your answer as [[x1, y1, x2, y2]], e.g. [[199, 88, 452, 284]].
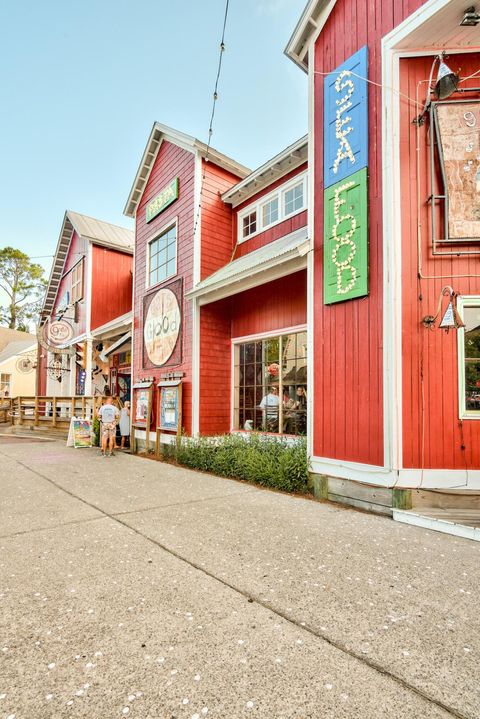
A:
[[41, 211, 134, 320], [221, 136, 308, 208], [0, 339, 37, 365], [187, 226, 309, 305], [124, 122, 251, 218], [0, 327, 36, 353]]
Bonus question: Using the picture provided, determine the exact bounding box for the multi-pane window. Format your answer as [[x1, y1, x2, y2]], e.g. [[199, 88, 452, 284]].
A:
[[262, 197, 279, 227], [242, 211, 257, 239], [233, 331, 307, 435], [71, 260, 84, 302], [460, 302, 480, 416], [149, 224, 177, 287], [0, 373, 12, 398], [237, 173, 307, 243], [284, 182, 304, 216]]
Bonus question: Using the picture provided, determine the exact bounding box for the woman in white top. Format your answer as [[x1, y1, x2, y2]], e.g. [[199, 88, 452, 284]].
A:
[[119, 401, 131, 448]]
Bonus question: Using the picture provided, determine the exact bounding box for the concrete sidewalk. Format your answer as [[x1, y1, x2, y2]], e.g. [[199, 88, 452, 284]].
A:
[[0, 438, 478, 719]]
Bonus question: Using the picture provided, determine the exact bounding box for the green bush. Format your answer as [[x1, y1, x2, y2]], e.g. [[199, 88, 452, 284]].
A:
[[92, 416, 100, 447], [170, 433, 308, 494]]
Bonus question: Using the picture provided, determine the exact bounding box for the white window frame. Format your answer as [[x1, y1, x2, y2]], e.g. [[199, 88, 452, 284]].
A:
[[230, 324, 308, 434], [457, 296, 480, 420], [146, 218, 178, 289], [237, 172, 307, 244], [0, 373, 12, 398]]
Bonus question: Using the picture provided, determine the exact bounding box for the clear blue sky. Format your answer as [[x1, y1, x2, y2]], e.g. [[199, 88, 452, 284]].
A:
[[0, 0, 308, 278]]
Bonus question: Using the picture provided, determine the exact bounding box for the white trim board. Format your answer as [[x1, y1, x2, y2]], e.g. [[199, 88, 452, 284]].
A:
[[393, 509, 480, 542], [311, 455, 480, 489]]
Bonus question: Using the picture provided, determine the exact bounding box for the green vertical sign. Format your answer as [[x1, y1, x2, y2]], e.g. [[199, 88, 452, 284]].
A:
[[324, 167, 368, 304]]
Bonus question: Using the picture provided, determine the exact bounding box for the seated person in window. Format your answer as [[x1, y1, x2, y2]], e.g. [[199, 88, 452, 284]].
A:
[[283, 386, 307, 434], [259, 386, 279, 432]]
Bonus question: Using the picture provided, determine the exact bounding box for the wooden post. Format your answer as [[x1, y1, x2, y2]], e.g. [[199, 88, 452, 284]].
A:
[[176, 383, 183, 452], [81, 396, 86, 417], [52, 398, 57, 428], [71, 396, 75, 421], [18, 397, 22, 425], [34, 397, 39, 427]]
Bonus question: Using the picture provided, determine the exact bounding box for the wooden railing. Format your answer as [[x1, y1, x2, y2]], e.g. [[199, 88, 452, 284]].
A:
[[8, 396, 122, 429]]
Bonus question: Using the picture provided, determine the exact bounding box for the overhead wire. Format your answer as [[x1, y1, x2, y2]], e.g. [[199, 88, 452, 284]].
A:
[[192, 0, 230, 245]]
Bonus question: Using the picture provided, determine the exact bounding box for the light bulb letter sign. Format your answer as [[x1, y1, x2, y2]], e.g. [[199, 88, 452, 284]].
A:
[[324, 46, 369, 304]]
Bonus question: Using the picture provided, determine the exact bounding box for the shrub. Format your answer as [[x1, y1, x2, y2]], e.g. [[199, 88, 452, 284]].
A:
[[92, 416, 100, 447], [170, 433, 308, 494]]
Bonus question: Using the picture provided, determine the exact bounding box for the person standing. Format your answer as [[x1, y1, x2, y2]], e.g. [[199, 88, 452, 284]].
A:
[[119, 401, 131, 449], [97, 397, 120, 457]]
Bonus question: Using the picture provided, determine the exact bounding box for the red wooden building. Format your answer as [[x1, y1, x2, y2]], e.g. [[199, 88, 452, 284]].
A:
[[38, 210, 134, 400], [285, 0, 480, 520], [127, 2, 480, 530]]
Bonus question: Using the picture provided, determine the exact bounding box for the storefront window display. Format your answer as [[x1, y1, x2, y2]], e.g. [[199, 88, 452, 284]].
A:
[[233, 330, 307, 435]]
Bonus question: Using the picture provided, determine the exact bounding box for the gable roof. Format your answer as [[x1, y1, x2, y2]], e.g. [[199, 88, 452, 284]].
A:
[[0, 339, 37, 365], [123, 122, 251, 218], [0, 327, 36, 352], [285, 0, 338, 71], [221, 135, 308, 208], [41, 211, 134, 321]]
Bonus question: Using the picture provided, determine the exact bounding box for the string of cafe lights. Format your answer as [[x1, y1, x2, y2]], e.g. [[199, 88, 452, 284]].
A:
[[191, 0, 230, 244]]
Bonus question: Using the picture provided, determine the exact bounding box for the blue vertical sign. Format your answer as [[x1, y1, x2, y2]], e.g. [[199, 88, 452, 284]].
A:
[[324, 46, 368, 189], [323, 46, 369, 304]]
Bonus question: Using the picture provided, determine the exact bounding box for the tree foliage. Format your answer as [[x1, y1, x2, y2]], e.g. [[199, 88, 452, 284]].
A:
[[0, 247, 46, 331]]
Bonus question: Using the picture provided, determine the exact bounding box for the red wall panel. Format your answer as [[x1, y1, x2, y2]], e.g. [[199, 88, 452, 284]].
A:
[[199, 299, 231, 435], [200, 162, 241, 280], [400, 54, 480, 469], [133, 140, 196, 434], [312, 0, 425, 466], [91, 246, 133, 330]]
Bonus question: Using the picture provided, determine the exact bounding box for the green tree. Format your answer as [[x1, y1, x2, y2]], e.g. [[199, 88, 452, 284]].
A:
[[0, 247, 46, 331]]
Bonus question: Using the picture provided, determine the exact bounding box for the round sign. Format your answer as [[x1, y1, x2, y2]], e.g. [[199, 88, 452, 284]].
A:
[[46, 319, 74, 346], [144, 287, 181, 366]]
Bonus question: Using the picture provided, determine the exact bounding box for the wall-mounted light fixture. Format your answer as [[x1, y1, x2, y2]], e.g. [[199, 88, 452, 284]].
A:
[[414, 52, 460, 124], [422, 286, 465, 333], [460, 6, 480, 26]]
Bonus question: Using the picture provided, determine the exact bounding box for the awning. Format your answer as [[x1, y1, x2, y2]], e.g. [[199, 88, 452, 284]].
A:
[[186, 226, 309, 306], [104, 331, 131, 357]]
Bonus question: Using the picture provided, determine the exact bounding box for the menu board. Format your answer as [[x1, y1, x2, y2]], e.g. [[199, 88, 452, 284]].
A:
[[158, 382, 182, 432], [436, 101, 480, 240]]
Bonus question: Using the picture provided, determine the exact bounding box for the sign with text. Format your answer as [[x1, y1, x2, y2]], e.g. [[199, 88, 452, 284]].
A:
[[67, 418, 93, 448], [146, 177, 179, 223], [324, 168, 368, 304], [324, 46, 368, 189], [143, 278, 183, 369]]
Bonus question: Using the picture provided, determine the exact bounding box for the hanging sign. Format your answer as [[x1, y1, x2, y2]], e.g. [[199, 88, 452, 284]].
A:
[[324, 46, 368, 188], [143, 279, 182, 368], [37, 320, 75, 355], [324, 46, 369, 304], [146, 177, 179, 223]]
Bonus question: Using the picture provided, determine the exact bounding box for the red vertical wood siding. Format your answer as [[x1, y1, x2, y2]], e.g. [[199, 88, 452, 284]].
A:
[[231, 272, 307, 338], [400, 54, 480, 469], [312, 0, 425, 466], [90, 246, 133, 330], [199, 273, 307, 435], [199, 298, 231, 435], [133, 140, 196, 434], [234, 165, 308, 259], [52, 230, 88, 336], [200, 162, 241, 280]]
